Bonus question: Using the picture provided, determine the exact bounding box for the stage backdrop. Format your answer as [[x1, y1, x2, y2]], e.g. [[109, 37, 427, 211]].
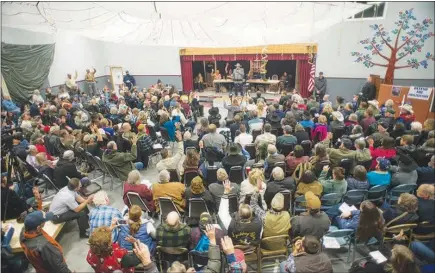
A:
[[180, 54, 312, 97]]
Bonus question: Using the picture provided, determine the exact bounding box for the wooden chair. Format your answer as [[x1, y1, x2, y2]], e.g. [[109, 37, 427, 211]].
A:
[[235, 244, 261, 273], [259, 235, 289, 269], [412, 221, 435, 243], [156, 246, 188, 272], [381, 223, 418, 247]]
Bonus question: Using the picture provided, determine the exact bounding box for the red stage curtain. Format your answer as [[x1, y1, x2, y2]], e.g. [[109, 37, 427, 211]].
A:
[[181, 58, 193, 92], [180, 54, 309, 62], [299, 60, 310, 98]]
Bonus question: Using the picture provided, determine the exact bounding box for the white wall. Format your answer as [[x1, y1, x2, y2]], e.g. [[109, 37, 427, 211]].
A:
[[315, 2, 435, 80], [101, 43, 181, 76], [1, 27, 181, 87]]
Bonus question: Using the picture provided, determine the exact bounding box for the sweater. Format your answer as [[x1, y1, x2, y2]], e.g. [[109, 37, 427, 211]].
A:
[[368, 146, 397, 169], [367, 171, 391, 187], [318, 170, 347, 196], [102, 144, 138, 181]]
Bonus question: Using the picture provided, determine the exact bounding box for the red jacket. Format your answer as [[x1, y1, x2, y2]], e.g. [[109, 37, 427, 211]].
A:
[[369, 145, 397, 169], [123, 183, 155, 212], [86, 243, 134, 273], [35, 144, 55, 161]]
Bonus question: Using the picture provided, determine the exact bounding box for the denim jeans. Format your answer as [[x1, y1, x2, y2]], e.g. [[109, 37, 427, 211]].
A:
[[233, 82, 243, 96], [134, 162, 144, 170], [87, 82, 97, 97]]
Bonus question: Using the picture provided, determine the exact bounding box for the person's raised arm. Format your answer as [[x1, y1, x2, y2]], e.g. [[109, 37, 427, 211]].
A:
[[123, 135, 138, 162], [202, 224, 221, 273], [132, 241, 158, 273], [74, 70, 78, 80], [218, 180, 233, 230], [172, 131, 184, 162], [250, 191, 265, 223], [318, 165, 329, 185]]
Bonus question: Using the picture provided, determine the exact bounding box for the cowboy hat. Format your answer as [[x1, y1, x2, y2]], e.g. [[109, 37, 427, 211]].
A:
[[235, 63, 242, 67], [269, 113, 281, 123], [332, 111, 344, 122], [368, 100, 379, 108], [227, 143, 241, 155], [399, 104, 414, 114]]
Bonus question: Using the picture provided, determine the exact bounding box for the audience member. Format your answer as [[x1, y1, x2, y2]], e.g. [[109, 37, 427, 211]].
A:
[[202, 124, 227, 152], [326, 138, 355, 168], [122, 170, 154, 211], [295, 170, 323, 197], [277, 125, 297, 147], [222, 143, 247, 174], [152, 170, 186, 213], [53, 150, 85, 188], [286, 145, 309, 175], [416, 155, 435, 185], [185, 176, 216, 213], [254, 123, 276, 147], [89, 190, 122, 235], [294, 123, 310, 144], [240, 168, 267, 207], [383, 193, 419, 226], [318, 166, 347, 197], [390, 153, 418, 187], [189, 212, 224, 250], [264, 167, 296, 208], [347, 165, 369, 190], [367, 157, 392, 187], [156, 211, 190, 248], [157, 131, 184, 174], [368, 136, 397, 169], [234, 123, 253, 148]]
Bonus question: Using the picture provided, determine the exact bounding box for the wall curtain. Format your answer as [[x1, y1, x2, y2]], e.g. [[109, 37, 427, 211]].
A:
[[180, 57, 193, 92], [181, 54, 309, 62], [1, 42, 55, 103], [298, 60, 311, 98]]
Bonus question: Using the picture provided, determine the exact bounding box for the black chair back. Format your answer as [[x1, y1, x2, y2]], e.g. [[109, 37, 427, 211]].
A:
[[357, 159, 373, 171], [304, 126, 312, 140], [229, 166, 244, 184], [168, 169, 180, 182], [390, 184, 417, 197], [271, 128, 279, 138], [189, 198, 209, 219], [278, 143, 294, 157], [280, 190, 292, 212], [206, 165, 218, 186], [300, 140, 312, 156], [332, 127, 345, 145], [188, 251, 209, 270], [343, 190, 368, 206], [245, 144, 256, 161], [147, 125, 158, 140], [395, 137, 402, 147], [339, 158, 353, 177], [228, 194, 238, 215], [184, 169, 199, 187], [320, 193, 342, 210], [127, 192, 150, 212], [244, 194, 252, 204], [367, 185, 388, 203], [252, 129, 262, 142], [159, 197, 180, 220], [274, 161, 287, 175]]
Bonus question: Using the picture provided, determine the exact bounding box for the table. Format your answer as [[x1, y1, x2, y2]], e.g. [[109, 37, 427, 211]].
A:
[[213, 79, 234, 93], [5, 219, 65, 253], [247, 79, 281, 93]]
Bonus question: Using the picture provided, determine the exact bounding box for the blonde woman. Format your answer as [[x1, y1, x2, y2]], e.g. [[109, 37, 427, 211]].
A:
[[257, 101, 267, 118], [321, 103, 333, 121], [239, 168, 267, 208], [35, 152, 55, 180]]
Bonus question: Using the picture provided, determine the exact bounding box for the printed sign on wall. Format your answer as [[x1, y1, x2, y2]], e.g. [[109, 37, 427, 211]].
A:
[[407, 86, 433, 100]]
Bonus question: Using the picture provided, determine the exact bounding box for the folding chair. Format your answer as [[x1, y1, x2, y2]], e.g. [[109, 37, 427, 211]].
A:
[[93, 156, 108, 185], [206, 165, 218, 186], [167, 169, 180, 182], [387, 184, 417, 204], [357, 159, 373, 171], [184, 169, 199, 187], [127, 192, 151, 214], [367, 185, 387, 204], [339, 158, 353, 178], [188, 250, 209, 271], [234, 244, 260, 273], [332, 127, 346, 145], [85, 152, 104, 181], [229, 166, 244, 184], [245, 144, 256, 161], [381, 223, 417, 248], [293, 195, 306, 215], [278, 143, 294, 157], [322, 229, 355, 263], [252, 129, 262, 142], [412, 221, 435, 243], [228, 194, 238, 215], [103, 162, 121, 191], [188, 198, 210, 224], [159, 197, 181, 220], [259, 235, 289, 269], [274, 161, 287, 176], [280, 190, 292, 212], [42, 174, 59, 192], [343, 190, 368, 206], [320, 193, 342, 211], [156, 246, 188, 272], [300, 140, 312, 156]]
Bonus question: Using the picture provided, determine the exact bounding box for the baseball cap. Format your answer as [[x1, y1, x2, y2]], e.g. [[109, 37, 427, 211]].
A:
[[24, 211, 54, 230], [305, 191, 321, 210], [376, 157, 391, 171], [378, 121, 389, 130], [341, 138, 353, 149]]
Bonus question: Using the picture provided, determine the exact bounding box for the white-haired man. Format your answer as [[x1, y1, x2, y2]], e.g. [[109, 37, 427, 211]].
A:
[[89, 190, 122, 235]]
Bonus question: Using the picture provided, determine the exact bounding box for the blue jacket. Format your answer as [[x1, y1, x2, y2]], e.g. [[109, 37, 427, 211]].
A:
[[300, 120, 315, 129], [118, 224, 156, 253], [163, 121, 176, 141], [367, 171, 391, 187], [335, 210, 361, 231], [2, 100, 19, 112]]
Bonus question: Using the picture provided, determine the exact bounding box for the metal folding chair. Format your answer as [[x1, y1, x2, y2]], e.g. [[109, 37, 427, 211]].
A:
[[343, 190, 368, 206], [229, 166, 244, 184], [159, 197, 181, 220]]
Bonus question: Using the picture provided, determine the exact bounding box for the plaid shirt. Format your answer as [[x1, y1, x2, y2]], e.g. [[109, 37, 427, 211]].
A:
[[137, 133, 154, 152], [89, 205, 123, 235], [156, 223, 191, 248]]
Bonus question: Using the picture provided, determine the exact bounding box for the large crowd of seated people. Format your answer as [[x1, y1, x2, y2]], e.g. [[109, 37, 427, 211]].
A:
[[1, 84, 434, 273]]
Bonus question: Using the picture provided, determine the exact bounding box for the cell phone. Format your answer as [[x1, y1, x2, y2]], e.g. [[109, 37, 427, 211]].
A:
[[117, 220, 127, 225]]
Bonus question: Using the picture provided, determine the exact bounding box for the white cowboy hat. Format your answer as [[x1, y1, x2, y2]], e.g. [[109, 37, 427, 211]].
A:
[[235, 63, 242, 67], [399, 104, 414, 114], [368, 100, 379, 108], [332, 111, 344, 122]]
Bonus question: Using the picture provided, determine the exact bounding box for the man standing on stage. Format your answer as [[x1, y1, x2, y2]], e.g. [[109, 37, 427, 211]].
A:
[[314, 72, 327, 102], [232, 63, 245, 96], [360, 75, 376, 102], [85, 67, 97, 97]]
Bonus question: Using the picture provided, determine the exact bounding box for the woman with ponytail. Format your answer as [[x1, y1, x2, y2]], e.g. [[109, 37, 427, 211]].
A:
[[117, 205, 156, 253]]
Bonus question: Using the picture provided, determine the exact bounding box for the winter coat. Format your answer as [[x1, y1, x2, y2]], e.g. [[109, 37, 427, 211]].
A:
[[102, 144, 138, 181], [326, 147, 355, 168], [314, 77, 327, 95], [53, 158, 84, 189], [152, 182, 186, 213], [390, 163, 418, 187], [347, 177, 370, 190], [291, 212, 330, 239], [368, 146, 396, 169], [318, 170, 347, 197]]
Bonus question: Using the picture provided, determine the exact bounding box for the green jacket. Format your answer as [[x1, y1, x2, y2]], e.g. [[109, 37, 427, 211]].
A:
[[102, 143, 137, 181], [327, 147, 355, 168], [318, 170, 347, 196]]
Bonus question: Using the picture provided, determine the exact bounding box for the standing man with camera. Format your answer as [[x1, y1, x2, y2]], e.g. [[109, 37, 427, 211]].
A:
[[232, 63, 245, 96]]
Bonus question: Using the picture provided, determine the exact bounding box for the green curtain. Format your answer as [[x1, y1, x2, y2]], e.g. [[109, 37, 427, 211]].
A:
[[1, 42, 55, 103]]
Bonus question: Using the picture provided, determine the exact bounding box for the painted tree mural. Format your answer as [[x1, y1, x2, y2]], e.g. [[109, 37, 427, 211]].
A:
[[351, 8, 435, 84]]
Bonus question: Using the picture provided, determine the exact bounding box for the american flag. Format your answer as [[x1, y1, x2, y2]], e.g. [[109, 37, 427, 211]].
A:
[[308, 54, 317, 93]]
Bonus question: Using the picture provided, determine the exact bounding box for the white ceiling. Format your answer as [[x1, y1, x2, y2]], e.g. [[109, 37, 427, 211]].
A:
[[1, 1, 369, 47]]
